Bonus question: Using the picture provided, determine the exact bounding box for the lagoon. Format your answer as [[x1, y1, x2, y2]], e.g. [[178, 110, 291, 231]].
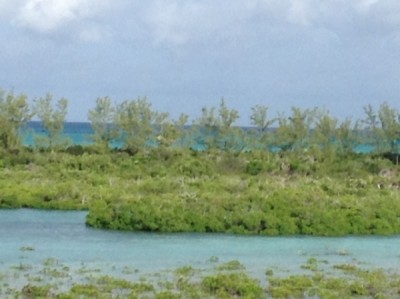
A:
[[1, 209, 400, 290]]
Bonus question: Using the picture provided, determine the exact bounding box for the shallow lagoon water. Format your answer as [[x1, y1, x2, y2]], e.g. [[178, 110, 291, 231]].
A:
[[1, 209, 400, 288]]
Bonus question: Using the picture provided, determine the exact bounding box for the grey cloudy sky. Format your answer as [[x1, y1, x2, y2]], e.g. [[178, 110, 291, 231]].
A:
[[0, 0, 399, 124]]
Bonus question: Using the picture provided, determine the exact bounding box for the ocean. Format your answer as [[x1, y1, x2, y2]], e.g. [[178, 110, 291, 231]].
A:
[[24, 121, 375, 153], [24, 121, 95, 147]]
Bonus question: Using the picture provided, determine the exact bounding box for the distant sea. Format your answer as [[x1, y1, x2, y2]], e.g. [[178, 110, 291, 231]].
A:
[[24, 121, 94, 146], [24, 121, 374, 153]]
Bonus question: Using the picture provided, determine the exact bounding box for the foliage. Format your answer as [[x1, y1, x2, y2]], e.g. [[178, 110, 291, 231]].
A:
[[250, 104, 275, 150], [201, 272, 263, 298], [33, 94, 69, 150], [0, 147, 399, 236], [362, 102, 400, 155], [0, 89, 32, 150], [312, 109, 338, 156], [378, 102, 400, 153], [275, 107, 317, 151], [1, 88, 400, 237], [4, 253, 400, 298], [268, 263, 400, 299], [158, 113, 189, 148], [21, 284, 51, 298], [88, 96, 118, 151], [114, 97, 168, 154], [80, 150, 400, 236], [193, 98, 240, 150], [337, 118, 361, 155], [0, 87, 400, 160]]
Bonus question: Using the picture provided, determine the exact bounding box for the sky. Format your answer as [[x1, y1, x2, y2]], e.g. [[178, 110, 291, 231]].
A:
[[0, 0, 399, 125]]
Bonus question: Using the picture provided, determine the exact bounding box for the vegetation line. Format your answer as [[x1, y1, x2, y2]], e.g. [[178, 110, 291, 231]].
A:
[[1, 88, 400, 236]]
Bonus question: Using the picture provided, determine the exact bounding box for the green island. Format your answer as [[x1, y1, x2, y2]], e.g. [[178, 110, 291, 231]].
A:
[[1, 89, 400, 297]]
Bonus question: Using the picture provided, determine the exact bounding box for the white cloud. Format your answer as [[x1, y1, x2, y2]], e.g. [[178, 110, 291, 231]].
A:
[[353, 0, 380, 13], [142, 1, 279, 47], [0, 1, 24, 18], [287, 0, 314, 26], [17, 0, 85, 32], [15, 0, 110, 35], [144, 1, 221, 46], [3, 0, 400, 46]]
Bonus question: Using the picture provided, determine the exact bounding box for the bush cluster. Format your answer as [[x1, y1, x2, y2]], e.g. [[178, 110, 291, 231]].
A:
[[1, 146, 398, 236]]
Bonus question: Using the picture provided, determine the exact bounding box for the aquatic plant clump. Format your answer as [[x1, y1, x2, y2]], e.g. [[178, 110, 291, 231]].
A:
[[2, 256, 400, 298]]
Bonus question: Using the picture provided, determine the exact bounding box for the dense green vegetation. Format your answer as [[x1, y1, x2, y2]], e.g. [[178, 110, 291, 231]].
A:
[[1, 147, 399, 236], [0, 88, 400, 236]]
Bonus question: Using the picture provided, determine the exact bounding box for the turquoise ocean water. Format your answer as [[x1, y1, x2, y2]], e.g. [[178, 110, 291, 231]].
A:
[[24, 122, 374, 152], [24, 122, 95, 146], [1, 209, 400, 290]]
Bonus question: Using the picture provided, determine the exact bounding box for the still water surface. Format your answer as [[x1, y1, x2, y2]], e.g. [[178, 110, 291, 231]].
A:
[[1, 209, 400, 282]]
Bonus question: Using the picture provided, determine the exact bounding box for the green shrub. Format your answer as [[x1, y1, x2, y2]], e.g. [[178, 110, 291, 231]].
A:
[[21, 284, 51, 298], [202, 273, 263, 298], [246, 160, 263, 175]]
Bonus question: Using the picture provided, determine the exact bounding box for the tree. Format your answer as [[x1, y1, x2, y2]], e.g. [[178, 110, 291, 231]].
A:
[[275, 107, 317, 151], [362, 104, 382, 152], [34, 94, 69, 150], [312, 110, 338, 151], [0, 89, 32, 150], [217, 98, 240, 150], [250, 105, 275, 150], [114, 97, 168, 154], [193, 98, 240, 151], [378, 102, 400, 153], [157, 113, 189, 148], [88, 97, 118, 151], [191, 104, 216, 150], [219, 98, 239, 130], [336, 118, 361, 155]]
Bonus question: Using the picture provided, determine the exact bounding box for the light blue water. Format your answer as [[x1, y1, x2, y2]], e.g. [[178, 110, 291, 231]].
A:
[[1, 209, 400, 285], [23, 122, 95, 147], [23, 122, 378, 153]]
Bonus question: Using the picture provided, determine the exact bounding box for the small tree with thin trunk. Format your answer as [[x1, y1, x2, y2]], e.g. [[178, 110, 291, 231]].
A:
[[34, 94, 69, 151], [250, 104, 275, 150], [313, 110, 338, 150], [157, 113, 189, 148], [362, 104, 382, 153], [337, 118, 361, 155], [378, 102, 400, 154], [193, 98, 240, 151], [0, 89, 32, 151], [88, 97, 118, 152], [114, 97, 168, 154], [275, 107, 317, 152]]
